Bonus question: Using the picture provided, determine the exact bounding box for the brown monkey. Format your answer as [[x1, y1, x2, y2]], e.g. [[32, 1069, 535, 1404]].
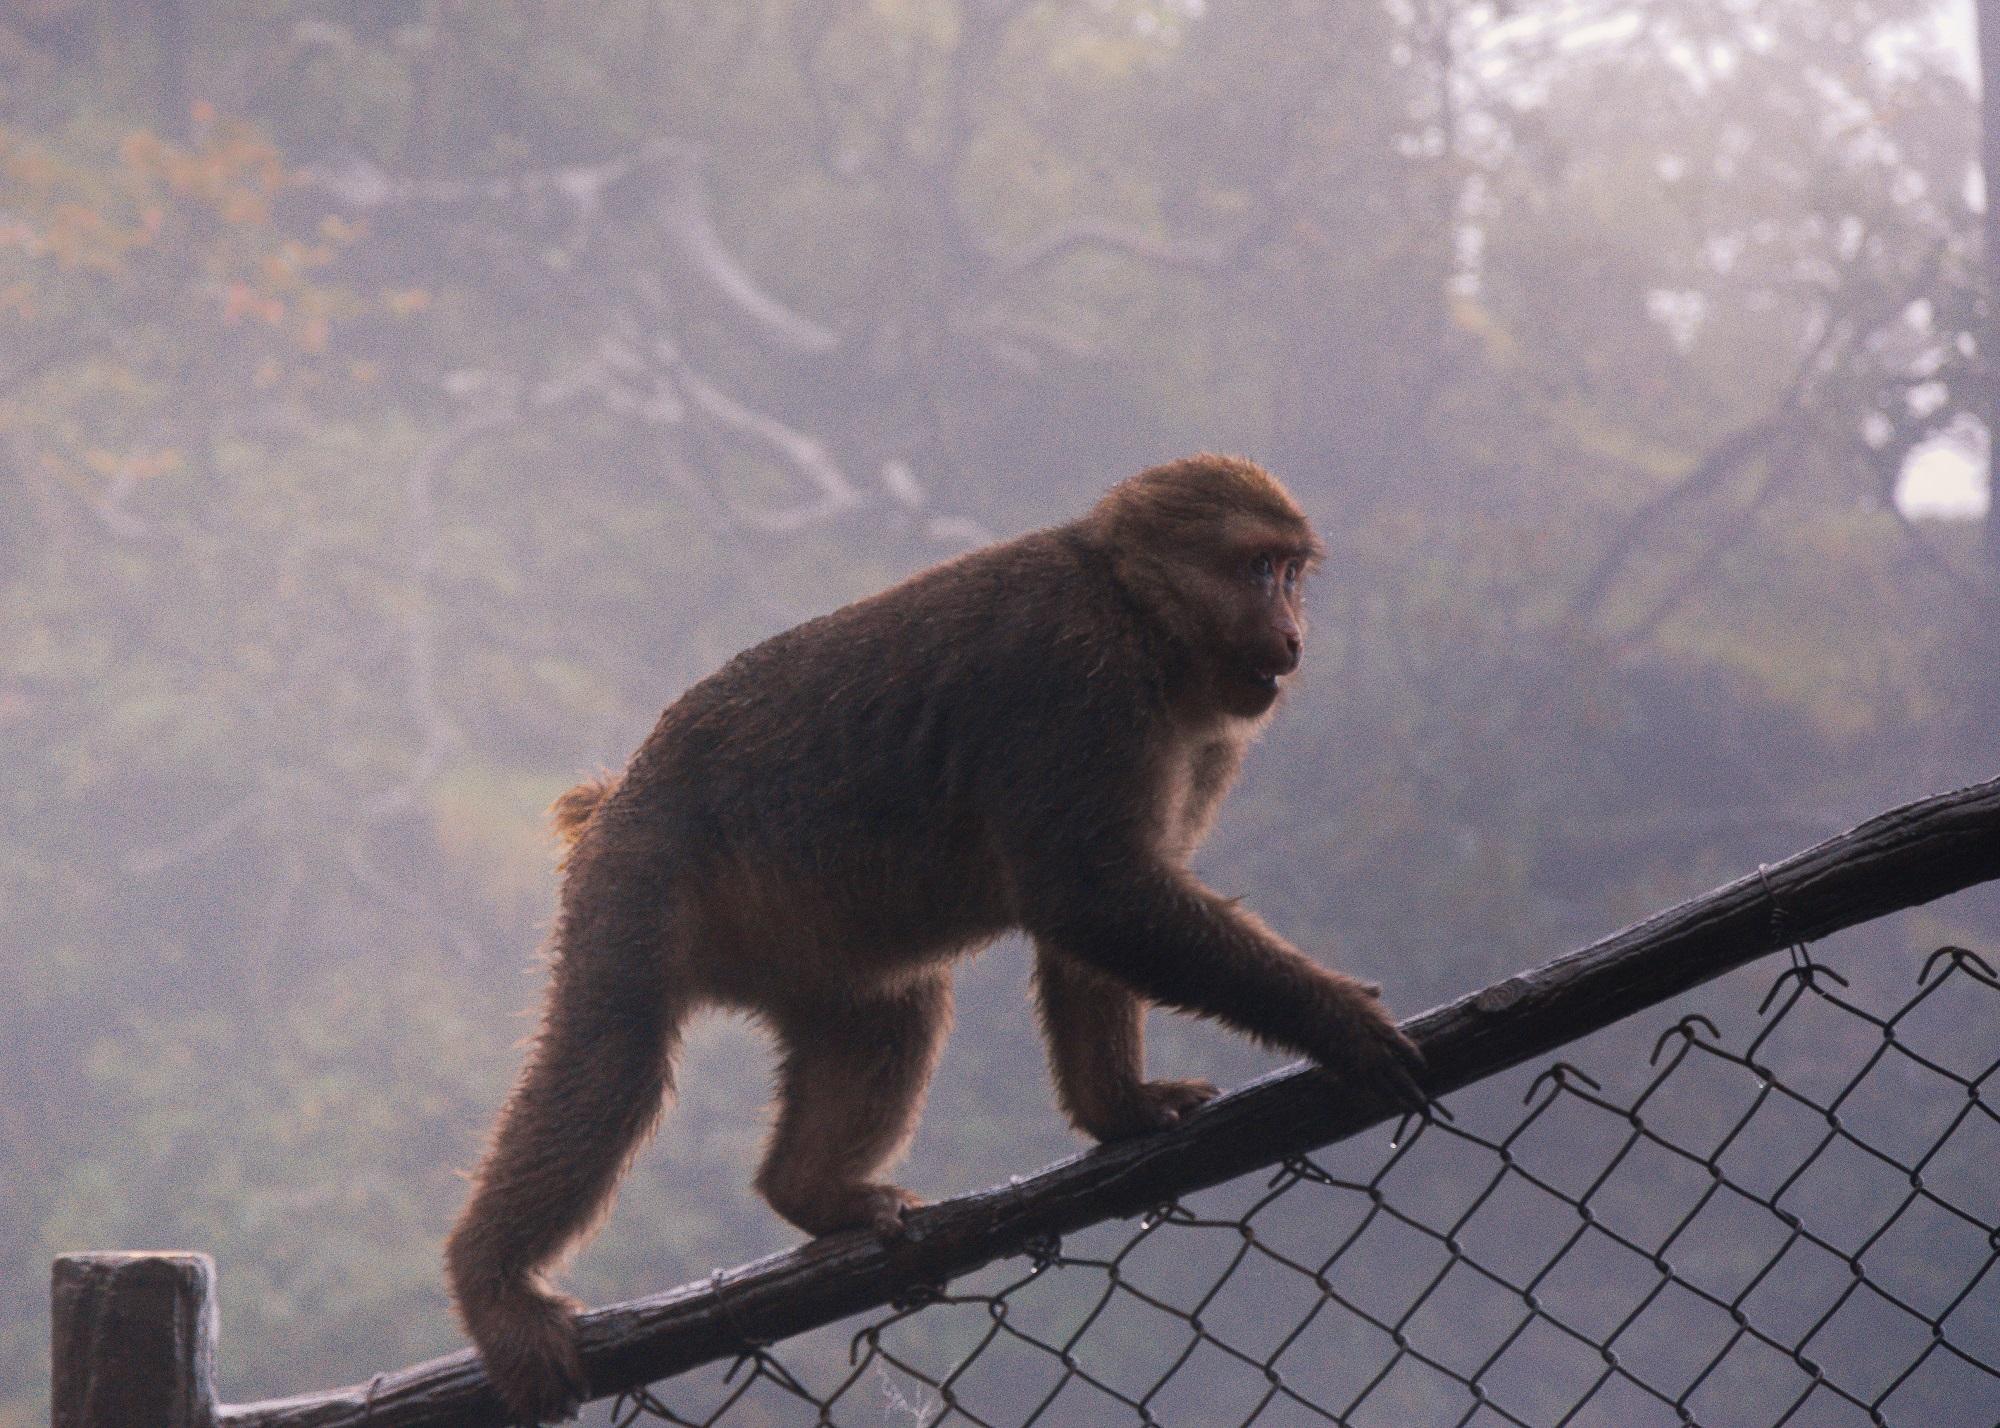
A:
[[444, 454, 1426, 1422]]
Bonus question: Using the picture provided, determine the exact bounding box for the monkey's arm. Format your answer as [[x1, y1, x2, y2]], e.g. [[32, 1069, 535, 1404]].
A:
[[1015, 851, 1427, 1115], [1032, 944, 1218, 1140]]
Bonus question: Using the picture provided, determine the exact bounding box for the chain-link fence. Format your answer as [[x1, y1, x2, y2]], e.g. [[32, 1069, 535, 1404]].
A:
[[53, 780, 2000, 1428], [599, 944, 2000, 1428]]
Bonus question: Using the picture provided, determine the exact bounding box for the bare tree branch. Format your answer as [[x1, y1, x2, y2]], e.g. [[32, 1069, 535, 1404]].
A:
[[303, 142, 843, 357], [1564, 409, 1796, 628], [667, 354, 863, 530], [298, 145, 662, 218], [986, 218, 1229, 287], [1603, 427, 1805, 656], [650, 150, 841, 355], [1568, 236, 1956, 633], [123, 793, 265, 876]]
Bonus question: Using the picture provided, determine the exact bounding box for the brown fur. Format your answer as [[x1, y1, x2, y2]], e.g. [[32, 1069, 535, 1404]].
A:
[[444, 453, 1424, 1422], [548, 772, 616, 867]]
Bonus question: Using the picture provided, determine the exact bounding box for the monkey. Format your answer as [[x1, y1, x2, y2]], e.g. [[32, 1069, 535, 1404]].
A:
[[444, 453, 1427, 1422]]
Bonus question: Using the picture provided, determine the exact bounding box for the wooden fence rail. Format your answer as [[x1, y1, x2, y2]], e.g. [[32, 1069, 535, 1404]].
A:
[[51, 774, 2000, 1428]]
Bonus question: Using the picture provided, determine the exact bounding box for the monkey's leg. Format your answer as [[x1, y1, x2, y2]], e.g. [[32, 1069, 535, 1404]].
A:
[[755, 973, 953, 1238], [445, 912, 688, 1423], [1032, 943, 1217, 1140]]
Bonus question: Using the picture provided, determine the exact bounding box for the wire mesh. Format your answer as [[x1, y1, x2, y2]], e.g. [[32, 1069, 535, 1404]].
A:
[[592, 943, 2000, 1428]]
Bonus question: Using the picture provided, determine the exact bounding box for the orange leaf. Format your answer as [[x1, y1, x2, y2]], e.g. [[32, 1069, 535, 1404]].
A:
[[222, 281, 257, 323]]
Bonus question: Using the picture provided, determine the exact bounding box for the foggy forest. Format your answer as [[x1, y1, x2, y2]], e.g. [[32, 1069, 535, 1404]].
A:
[[6, 1, 2000, 1423]]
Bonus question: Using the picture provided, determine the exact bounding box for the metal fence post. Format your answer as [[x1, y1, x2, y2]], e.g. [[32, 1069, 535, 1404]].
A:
[[51, 1252, 218, 1428]]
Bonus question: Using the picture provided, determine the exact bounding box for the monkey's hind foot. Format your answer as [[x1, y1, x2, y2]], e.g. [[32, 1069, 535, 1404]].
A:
[[840, 1182, 925, 1241], [769, 1181, 924, 1241], [1085, 1077, 1221, 1141], [1134, 1076, 1221, 1128]]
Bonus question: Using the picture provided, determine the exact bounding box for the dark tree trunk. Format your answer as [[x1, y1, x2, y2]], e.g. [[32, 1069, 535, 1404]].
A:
[[1969, 2, 2000, 760], [1980, 2, 1999, 580]]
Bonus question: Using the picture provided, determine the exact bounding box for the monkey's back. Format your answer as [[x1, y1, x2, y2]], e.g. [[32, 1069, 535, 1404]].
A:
[[610, 525, 1163, 984]]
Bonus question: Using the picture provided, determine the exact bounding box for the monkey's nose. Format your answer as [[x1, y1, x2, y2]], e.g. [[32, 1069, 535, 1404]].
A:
[[1278, 635, 1301, 672]]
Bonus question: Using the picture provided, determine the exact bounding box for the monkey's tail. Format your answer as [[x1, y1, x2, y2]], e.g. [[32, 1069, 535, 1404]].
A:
[[550, 772, 619, 864], [445, 898, 685, 1422]]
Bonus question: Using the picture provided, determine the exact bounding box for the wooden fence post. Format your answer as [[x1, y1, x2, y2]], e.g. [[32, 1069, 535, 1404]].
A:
[[51, 1252, 218, 1428]]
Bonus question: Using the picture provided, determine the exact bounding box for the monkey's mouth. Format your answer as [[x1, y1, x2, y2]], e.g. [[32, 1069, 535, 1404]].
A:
[[1238, 644, 1299, 696], [1245, 646, 1301, 691]]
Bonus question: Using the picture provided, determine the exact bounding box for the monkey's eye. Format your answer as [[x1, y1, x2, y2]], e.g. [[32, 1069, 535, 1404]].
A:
[[1282, 559, 1302, 593], [1250, 553, 1276, 586]]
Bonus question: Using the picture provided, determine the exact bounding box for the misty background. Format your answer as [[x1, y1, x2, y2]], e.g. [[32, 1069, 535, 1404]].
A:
[[3, 0, 1998, 1418]]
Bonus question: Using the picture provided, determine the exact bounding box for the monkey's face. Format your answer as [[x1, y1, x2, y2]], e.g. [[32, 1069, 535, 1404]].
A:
[[1207, 534, 1312, 718], [1091, 455, 1321, 720]]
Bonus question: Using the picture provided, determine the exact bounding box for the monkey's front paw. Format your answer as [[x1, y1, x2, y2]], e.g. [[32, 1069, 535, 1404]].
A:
[[1340, 1010, 1429, 1116], [1086, 1078, 1221, 1140]]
